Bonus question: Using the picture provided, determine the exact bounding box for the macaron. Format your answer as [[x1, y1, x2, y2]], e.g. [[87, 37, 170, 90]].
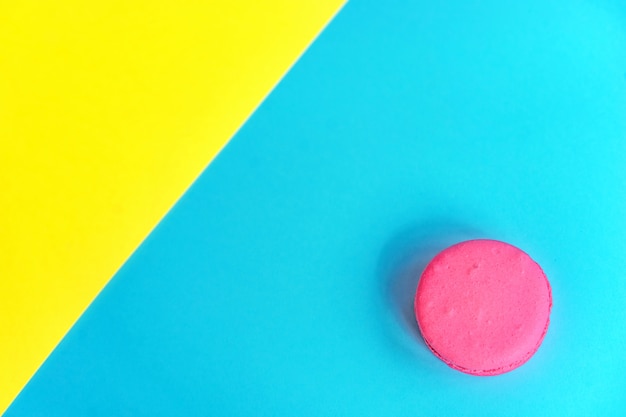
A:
[[414, 239, 552, 376]]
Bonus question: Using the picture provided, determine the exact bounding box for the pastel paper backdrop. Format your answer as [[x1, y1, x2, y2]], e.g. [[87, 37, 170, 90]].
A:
[[0, 1, 344, 413], [3, 0, 626, 415]]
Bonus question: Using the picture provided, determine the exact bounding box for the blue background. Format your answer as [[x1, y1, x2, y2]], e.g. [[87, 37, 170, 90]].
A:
[[6, 0, 626, 415]]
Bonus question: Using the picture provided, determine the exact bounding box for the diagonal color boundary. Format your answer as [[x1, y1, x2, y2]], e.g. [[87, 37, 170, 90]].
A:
[[0, 1, 346, 414]]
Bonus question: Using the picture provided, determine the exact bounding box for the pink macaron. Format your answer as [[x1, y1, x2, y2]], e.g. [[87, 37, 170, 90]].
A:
[[414, 239, 552, 376]]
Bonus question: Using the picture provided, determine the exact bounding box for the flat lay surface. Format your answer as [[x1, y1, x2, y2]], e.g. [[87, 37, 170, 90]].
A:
[[3, 0, 626, 416], [0, 0, 343, 413]]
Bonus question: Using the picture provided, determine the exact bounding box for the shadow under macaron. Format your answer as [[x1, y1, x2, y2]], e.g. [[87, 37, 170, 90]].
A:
[[377, 219, 485, 366]]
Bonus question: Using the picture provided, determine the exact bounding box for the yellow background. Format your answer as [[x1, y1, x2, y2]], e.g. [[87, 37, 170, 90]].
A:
[[0, 1, 344, 413]]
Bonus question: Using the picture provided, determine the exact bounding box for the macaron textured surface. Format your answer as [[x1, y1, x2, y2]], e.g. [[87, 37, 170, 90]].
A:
[[415, 239, 552, 376]]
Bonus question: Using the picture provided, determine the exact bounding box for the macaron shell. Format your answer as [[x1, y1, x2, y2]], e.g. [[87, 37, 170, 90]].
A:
[[415, 240, 552, 376]]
